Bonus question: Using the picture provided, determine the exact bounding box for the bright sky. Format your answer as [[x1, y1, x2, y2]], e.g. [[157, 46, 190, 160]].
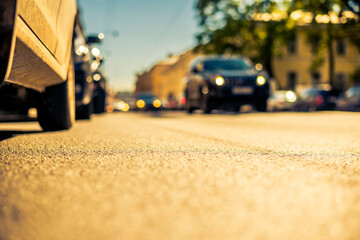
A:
[[77, 0, 199, 91]]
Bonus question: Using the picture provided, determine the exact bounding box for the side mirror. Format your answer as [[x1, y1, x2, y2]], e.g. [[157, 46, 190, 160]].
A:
[[191, 68, 198, 73], [86, 34, 104, 44], [191, 67, 201, 74]]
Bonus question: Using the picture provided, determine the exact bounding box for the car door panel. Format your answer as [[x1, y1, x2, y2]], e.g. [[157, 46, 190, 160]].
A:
[[5, 0, 77, 91], [55, 0, 77, 64], [17, 0, 61, 55]]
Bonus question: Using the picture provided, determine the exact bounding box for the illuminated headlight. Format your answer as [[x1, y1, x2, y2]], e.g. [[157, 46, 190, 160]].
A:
[[286, 91, 297, 102], [136, 100, 145, 108], [256, 76, 266, 86], [153, 99, 162, 108], [215, 76, 225, 86]]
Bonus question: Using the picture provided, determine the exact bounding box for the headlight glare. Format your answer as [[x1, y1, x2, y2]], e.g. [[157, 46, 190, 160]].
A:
[[256, 76, 266, 86], [136, 100, 145, 108], [215, 76, 225, 86], [153, 99, 162, 108], [286, 91, 297, 102]]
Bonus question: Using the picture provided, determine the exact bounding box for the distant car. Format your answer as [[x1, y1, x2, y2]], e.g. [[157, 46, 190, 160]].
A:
[[336, 85, 360, 111], [185, 56, 270, 113], [292, 88, 337, 111], [0, 0, 77, 131], [267, 90, 297, 111], [135, 93, 162, 111], [92, 71, 107, 114]]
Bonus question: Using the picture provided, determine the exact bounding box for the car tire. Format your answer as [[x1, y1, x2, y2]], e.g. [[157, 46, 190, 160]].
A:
[[308, 105, 316, 112], [37, 55, 75, 131], [186, 105, 195, 114], [232, 106, 240, 113], [201, 95, 212, 114], [256, 99, 267, 112], [93, 88, 106, 114], [76, 102, 92, 120]]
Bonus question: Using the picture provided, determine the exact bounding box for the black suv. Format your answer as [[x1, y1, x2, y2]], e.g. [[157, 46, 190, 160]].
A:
[[185, 56, 270, 113]]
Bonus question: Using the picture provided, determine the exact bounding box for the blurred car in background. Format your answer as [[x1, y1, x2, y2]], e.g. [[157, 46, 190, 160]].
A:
[[109, 101, 130, 112], [163, 93, 178, 110], [185, 56, 270, 113], [135, 93, 162, 111], [92, 71, 107, 114], [336, 85, 360, 111], [73, 13, 93, 120], [0, 0, 77, 131], [267, 90, 297, 111], [178, 93, 187, 111], [292, 87, 337, 111]]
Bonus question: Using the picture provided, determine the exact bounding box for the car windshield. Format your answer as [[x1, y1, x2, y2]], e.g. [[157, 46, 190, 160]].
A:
[[138, 94, 155, 100], [203, 59, 252, 71], [346, 86, 360, 98]]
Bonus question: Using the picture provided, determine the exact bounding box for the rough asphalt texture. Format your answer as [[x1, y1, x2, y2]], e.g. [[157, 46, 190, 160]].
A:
[[0, 112, 359, 240]]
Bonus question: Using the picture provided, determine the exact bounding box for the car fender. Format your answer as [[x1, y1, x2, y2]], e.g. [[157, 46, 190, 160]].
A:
[[1, 0, 77, 92]]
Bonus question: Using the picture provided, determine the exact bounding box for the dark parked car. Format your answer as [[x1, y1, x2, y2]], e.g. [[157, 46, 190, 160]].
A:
[[74, 13, 93, 120], [336, 85, 360, 111], [292, 87, 337, 111], [92, 71, 107, 114], [0, 0, 77, 130], [185, 56, 270, 113], [135, 93, 162, 111]]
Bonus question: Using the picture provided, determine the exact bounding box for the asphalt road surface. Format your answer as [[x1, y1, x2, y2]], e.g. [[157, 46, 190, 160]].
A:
[[0, 111, 359, 240]]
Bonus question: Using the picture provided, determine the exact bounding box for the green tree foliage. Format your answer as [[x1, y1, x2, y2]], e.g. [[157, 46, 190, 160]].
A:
[[195, 0, 360, 89], [195, 0, 295, 79], [290, 0, 360, 89]]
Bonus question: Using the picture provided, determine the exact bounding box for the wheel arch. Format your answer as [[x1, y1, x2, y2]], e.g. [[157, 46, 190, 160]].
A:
[[0, 0, 17, 85]]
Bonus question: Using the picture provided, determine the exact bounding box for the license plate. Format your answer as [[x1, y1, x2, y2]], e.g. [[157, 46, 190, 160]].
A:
[[232, 87, 253, 95]]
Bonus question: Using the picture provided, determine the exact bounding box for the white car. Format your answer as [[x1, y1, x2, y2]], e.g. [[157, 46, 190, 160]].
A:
[[267, 90, 297, 111], [0, 0, 77, 130]]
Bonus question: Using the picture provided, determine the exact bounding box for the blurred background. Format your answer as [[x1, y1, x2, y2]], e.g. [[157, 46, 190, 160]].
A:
[[78, 0, 360, 113], [1, 0, 360, 120]]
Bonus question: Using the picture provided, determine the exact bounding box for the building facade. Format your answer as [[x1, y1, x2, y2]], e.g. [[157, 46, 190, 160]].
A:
[[273, 28, 360, 92], [135, 50, 198, 101]]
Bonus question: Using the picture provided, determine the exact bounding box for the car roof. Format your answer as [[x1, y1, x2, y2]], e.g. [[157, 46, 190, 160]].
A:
[[190, 55, 251, 69]]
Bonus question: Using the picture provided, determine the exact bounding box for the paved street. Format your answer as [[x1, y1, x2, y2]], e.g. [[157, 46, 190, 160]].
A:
[[0, 111, 359, 240]]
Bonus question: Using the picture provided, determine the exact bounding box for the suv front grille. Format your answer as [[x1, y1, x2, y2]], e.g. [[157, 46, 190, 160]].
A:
[[225, 77, 255, 86]]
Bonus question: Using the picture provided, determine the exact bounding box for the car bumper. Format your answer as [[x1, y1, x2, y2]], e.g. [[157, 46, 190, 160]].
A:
[[207, 84, 269, 106]]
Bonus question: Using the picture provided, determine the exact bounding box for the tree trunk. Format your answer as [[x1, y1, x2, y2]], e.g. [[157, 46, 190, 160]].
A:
[[327, 24, 335, 89]]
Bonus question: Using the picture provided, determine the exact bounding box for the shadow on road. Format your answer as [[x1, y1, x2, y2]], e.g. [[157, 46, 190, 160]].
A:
[[0, 130, 42, 141]]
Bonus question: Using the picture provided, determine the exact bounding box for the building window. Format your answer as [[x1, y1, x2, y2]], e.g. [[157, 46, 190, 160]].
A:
[[287, 37, 297, 55], [287, 71, 297, 90], [336, 40, 346, 56], [311, 72, 321, 85], [335, 73, 346, 91], [311, 40, 320, 54]]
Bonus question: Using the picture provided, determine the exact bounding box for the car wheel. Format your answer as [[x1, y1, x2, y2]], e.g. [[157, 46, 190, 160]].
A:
[[76, 102, 92, 120], [308, 105, 316, 112], [256, 99, 267, 112], [37, 55, 76, 131], [201, 95, 212, 114], [186, 106, 195, 114], [232, 106, 240, 113], [93, 88, 106, 114]]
